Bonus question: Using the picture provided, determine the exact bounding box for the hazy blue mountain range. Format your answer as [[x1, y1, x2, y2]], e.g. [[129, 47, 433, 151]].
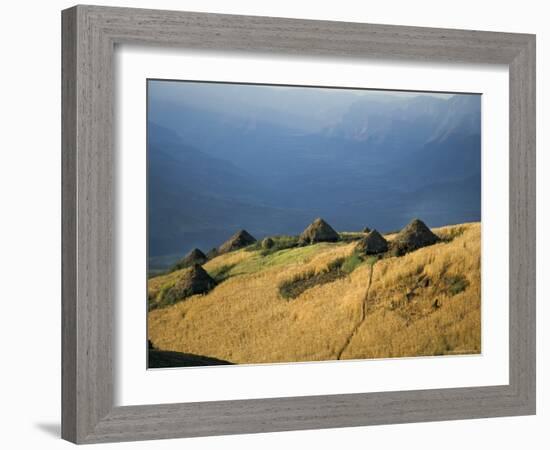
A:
[[148, 81, 481, 270]]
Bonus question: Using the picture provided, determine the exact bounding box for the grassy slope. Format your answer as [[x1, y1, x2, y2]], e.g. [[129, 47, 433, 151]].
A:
[[148, 223, 481, 364]]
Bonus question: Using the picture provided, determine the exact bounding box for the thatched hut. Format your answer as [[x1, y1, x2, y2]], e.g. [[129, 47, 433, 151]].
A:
[[356, 229, 388, 255], [299, 218, 340, 244], [218, 229, 256, 254], [162, 264, 216, 305], [171, 248, 207, 271], [390, 218, 440, 256]]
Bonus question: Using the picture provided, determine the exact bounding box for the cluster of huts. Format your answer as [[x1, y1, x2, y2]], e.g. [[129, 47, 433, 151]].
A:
[[161, 229, 258, 303], [175, 217, 439, 269], [356, 218, 440, 257], [158, 218, 440, 304]]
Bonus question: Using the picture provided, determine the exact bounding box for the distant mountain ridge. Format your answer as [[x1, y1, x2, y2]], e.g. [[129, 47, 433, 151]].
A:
[[148, 84, 481, 270]]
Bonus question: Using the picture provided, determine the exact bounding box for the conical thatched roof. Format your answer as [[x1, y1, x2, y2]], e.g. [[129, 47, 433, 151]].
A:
[[162, 264, 216, 305], [172, 248, 207, 271], [356, 229, 388, 255], [218, 229, 256, 254], [299, 218, 339, 244], [362, 226, 372, 233], [391, 219, 439, 256]]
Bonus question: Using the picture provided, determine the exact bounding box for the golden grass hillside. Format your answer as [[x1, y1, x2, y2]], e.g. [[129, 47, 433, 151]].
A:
[[148, 223, 481, 364]]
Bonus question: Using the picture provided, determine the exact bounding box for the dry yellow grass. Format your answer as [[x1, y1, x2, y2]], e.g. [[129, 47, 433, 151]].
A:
[[148, 223, 481, 364]]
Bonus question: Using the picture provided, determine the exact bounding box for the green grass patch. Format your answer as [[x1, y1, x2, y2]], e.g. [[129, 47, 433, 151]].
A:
[[260, 235, 300, 256], [199, 244, 327, 286], [279, 268, 347, 300], [246, 235, 299, 255], [365, 255, 380, 266], [148, 281, 177, 311], [445, 275, 469, 296], [278, 270, 317, 300], [279, 251, 366, 300], [341, 252, 365, 273], [331, 250, 372, 274], [339, 232, 365, 242], [205, 242, 352, 285], [208, 264, 236, 283], [233, 244, 328, 276]]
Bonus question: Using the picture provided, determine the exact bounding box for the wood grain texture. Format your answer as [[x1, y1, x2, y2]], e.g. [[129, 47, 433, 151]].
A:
[[61, 7, 77, 443], [61, 5, 536, 444], [508, 36, 536, 408]]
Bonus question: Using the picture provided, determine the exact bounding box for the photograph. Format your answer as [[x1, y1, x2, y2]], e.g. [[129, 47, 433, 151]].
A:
[[146, 80, 482, 368]]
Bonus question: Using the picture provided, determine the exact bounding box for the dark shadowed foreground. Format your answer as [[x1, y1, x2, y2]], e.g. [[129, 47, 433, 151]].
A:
[[148, 349, 233, 368]]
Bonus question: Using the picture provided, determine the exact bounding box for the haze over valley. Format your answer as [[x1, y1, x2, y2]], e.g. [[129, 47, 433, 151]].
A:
[[148, 82, 481, 271]]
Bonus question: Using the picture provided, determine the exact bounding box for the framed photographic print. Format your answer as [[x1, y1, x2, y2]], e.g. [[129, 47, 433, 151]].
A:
[[145, 80, 483, 366], [62, 5, 536, 444]]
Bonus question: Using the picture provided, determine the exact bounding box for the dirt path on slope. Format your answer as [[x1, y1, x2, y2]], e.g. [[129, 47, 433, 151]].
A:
[[336, 262, 375, 360]]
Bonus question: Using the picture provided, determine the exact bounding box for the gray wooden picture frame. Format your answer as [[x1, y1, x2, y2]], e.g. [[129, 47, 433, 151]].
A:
[[61, 5, 536, 444]]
